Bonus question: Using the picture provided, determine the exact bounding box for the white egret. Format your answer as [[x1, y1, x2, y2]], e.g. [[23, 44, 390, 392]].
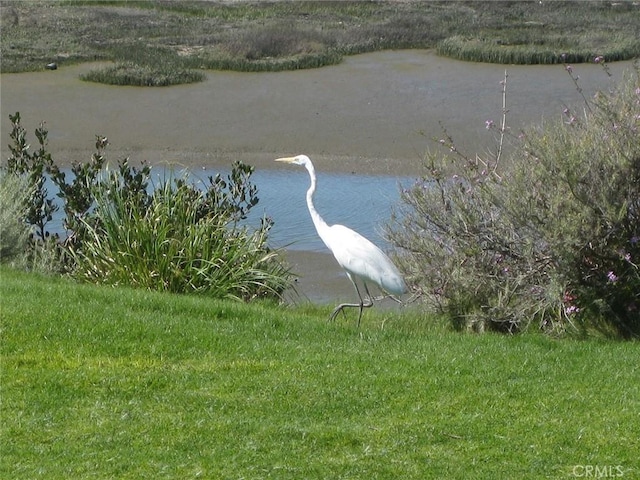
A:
[[275, 154, 406, 326]]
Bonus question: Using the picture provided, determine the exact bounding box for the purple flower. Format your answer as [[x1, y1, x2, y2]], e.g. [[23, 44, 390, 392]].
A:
[[594, 55, 604, 64], [631, 236, 639, 245], [607, 271, 619, 283], [485, 119, 495, 129]]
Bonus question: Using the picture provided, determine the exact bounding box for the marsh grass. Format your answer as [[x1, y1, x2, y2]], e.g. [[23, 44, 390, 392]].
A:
[[80, 61, 205, 87], [0, 173, 31, 266], [2, 267, 639, 479], [438, 34, 640, 65], [73, 169, 292, 300], [2, 2, 639, 84]]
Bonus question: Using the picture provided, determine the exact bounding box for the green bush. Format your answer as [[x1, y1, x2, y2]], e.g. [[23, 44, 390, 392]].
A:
[[0, 172, 31, 265], [4, 112, 293, 301], [387, 67, 640, 338], [72, 169, 292, 301]]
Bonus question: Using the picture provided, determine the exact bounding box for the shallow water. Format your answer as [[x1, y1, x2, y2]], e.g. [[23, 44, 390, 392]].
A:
[[45, 166, 409, 253], [221, 167, 408, 252]]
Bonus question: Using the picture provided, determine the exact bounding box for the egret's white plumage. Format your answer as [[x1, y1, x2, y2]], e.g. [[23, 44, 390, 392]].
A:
[[275, 154, 406, 325]]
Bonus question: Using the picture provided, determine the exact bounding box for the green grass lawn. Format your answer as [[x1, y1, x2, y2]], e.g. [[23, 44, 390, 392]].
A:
[[1, 267, 638, 479]]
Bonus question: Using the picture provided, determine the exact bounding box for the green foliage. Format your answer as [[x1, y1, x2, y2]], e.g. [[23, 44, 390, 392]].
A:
[[73, 169, 292, 300], [2, 267, 638, 479], [438, 34, 640, 65], [6, 112, 57, 242], [387, 68, 640, 338], [80, 62, 206, 87], [4, 112, 292, 301], [0, 172, 31, 265], [517, 71, 640, 337]]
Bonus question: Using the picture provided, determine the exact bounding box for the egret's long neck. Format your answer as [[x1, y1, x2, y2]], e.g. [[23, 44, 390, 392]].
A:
[[304, 162, 329, 234]]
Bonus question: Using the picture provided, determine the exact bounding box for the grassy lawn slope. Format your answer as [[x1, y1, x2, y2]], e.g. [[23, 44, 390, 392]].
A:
[[1, 268, 638, 479]]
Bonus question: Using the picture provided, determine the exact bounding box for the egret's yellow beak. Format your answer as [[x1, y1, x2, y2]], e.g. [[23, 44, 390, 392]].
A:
[[275, 156, 297, 163]]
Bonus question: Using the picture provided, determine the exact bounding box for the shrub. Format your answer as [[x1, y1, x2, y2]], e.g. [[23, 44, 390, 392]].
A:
[[0, 172, 31, 265], [4, 112, 293, 301], [6, 112, 57, 242], [387, 66, 640, 338], [73, 169, 292, 300]]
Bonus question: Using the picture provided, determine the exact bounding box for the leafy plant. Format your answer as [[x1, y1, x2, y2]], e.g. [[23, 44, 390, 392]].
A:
[[0, 172, 31, 265], [73, 168, 292, 300], [4, 112, 293, 301], [6, 112, 57, 242], [387, 65, 640, 338]]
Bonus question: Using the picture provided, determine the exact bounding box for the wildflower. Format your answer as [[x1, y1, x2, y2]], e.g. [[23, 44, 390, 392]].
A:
[[631, 236, 639, 245], [594, 55, 604, 64], [565, 305, 580, 315], [485, 119, 495, 129], [607, 271, 618, 283]]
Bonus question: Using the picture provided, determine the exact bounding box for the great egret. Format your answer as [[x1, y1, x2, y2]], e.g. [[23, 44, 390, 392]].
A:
[[275, 154, 406, 326]]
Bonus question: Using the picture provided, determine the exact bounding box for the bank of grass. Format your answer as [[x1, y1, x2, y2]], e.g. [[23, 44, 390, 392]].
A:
[[2, 267, 638, 479], [1, 1, 639, 85]]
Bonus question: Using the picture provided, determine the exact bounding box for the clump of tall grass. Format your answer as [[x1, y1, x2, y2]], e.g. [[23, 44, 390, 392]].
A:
[[74, 170, 291, 300], [81, 61, 205, 87], [199, 50, 343, 73], [80, 43, 206, 86], [0, 172, 31, 266], [437, 35, 640, 65], [387, 66, 640, 338]]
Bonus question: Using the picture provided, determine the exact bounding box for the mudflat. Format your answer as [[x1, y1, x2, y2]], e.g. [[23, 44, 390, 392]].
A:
[[1, 50, 631, 175]]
